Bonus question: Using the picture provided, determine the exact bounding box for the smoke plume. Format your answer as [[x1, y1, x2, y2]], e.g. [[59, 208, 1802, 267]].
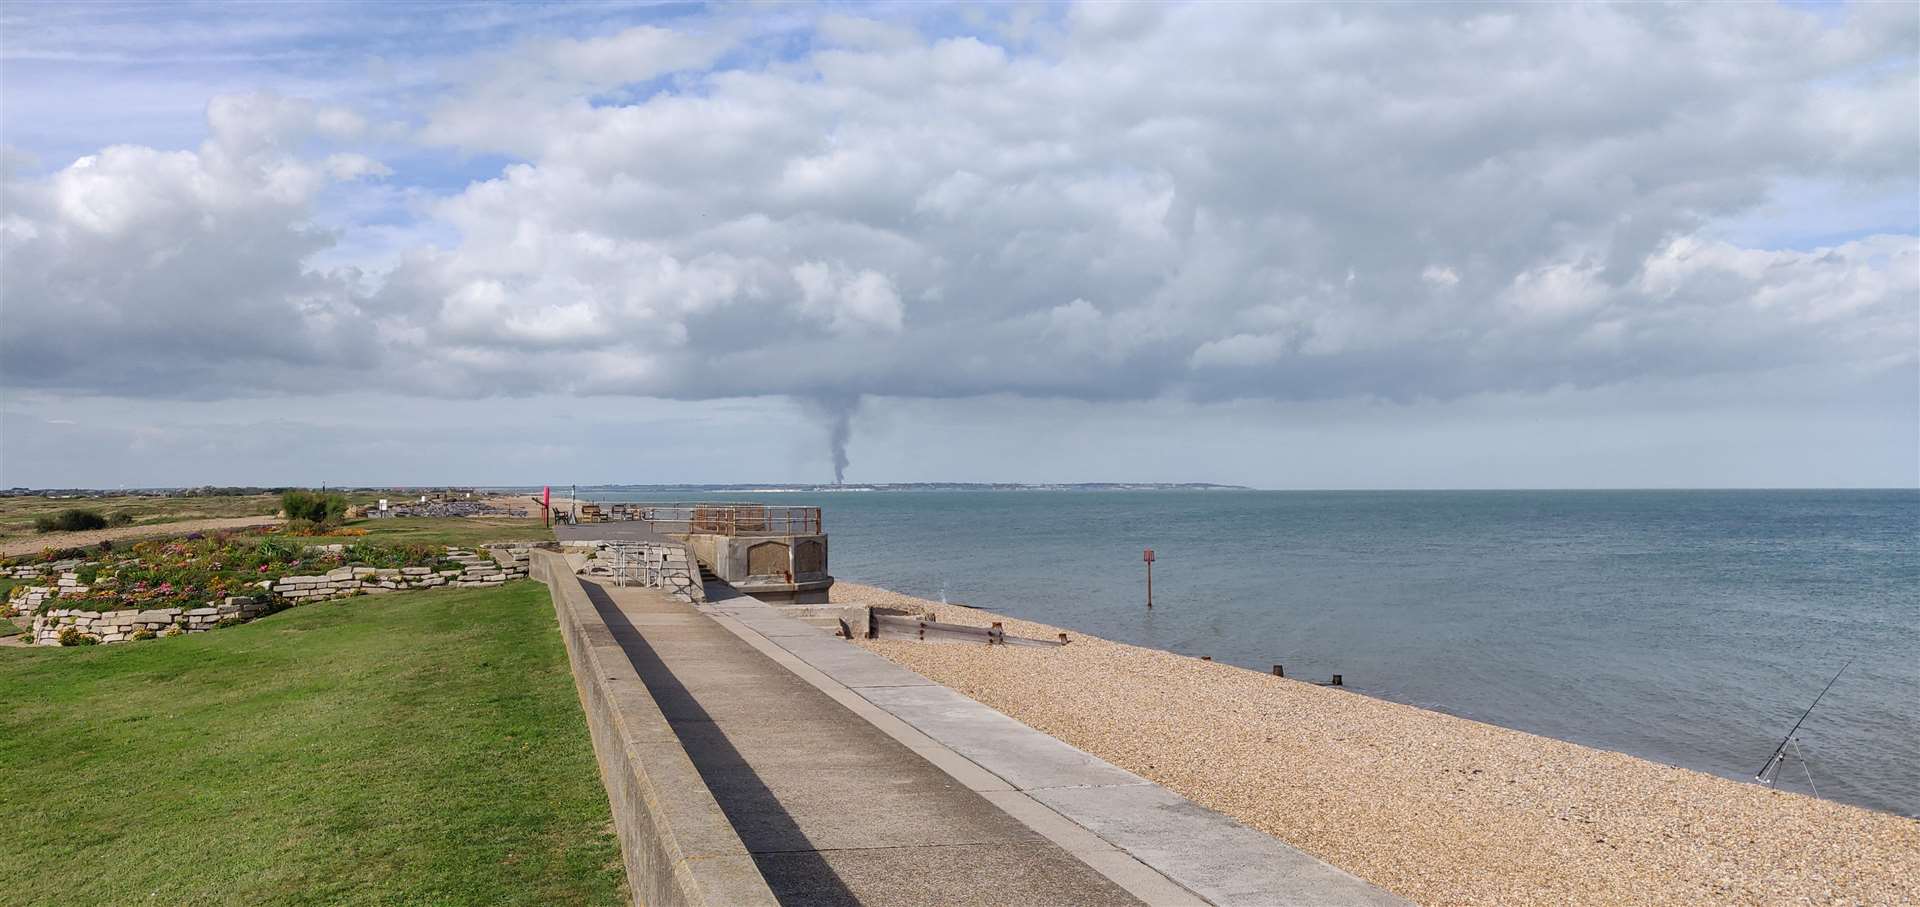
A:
[[805, 394, 861, 484]]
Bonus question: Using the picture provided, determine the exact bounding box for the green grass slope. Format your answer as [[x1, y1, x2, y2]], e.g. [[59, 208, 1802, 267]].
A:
[[0, 581, 623, 906]]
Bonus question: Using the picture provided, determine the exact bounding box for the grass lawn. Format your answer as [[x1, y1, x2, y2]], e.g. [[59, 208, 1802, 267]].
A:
[[298, 516, 555, 549], [0, 581, 623, 906]]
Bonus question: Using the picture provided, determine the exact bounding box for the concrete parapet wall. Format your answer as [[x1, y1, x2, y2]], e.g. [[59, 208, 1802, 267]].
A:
[[530, 551, 777, 907], [683, 532, 832, 603]]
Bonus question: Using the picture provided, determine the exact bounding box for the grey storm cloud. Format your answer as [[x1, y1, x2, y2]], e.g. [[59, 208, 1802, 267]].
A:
[[2, 3, 1916, 414]]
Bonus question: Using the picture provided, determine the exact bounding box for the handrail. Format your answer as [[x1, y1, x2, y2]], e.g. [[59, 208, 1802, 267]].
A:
[[573, 502, 823, 536]]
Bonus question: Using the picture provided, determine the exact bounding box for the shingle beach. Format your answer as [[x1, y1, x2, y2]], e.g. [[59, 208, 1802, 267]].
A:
[[834, 582, 1920, 906]]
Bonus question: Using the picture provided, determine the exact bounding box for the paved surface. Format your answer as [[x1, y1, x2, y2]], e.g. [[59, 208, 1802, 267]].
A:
[[578, 578, 1143, 907], [702, 587, 1410, 907], [553, 521, 671, 545]]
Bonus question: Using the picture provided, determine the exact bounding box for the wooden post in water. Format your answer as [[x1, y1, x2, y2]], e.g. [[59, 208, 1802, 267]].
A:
[[1143, 548, 1155, 609], [1331, 674, 1343, 687], [1273, 664, 1284, 677]]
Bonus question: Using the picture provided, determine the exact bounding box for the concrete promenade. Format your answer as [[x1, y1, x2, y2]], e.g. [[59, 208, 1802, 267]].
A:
[[578, 577, 1144, 906], [699, 588, 1409, 907]]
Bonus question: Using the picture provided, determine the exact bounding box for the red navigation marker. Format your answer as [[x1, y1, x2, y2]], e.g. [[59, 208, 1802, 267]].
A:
[[1143, 548, 1155, 563]]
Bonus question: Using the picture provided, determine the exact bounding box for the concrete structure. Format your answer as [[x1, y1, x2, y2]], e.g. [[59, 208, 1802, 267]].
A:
[[700, 586, 1411, 907], [684, 531, 832, 603], [530, 551, 778, 907], [532, 541, 1408, 906], [533, 551, 1142, 905], [567, 503, 834, 603]]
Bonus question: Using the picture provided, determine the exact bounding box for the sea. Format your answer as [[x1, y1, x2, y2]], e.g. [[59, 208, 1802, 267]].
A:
[[583, 488, 1919, 817]]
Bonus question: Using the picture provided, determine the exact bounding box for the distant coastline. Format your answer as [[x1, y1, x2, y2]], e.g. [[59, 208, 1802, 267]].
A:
[[517, 482, 1253, 493]]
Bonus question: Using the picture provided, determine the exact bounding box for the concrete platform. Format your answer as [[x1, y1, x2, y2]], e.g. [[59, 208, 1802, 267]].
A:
[[554, 522, 672, 544], [700, 587, 1410, 907], [577, 578, 1144, 907]]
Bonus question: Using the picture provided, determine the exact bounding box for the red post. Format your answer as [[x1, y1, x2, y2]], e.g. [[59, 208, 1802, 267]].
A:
[[543, 486, 551, 527], [1143, 548, 1155, 609]]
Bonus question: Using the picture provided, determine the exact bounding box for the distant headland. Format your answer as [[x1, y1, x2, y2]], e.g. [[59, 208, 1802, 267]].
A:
[[550, 482, 1253, 493]]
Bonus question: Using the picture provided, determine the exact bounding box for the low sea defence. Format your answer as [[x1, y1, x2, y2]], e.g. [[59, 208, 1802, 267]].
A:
[[832, 581, 1920, 906], [14, 545, 532, 646]]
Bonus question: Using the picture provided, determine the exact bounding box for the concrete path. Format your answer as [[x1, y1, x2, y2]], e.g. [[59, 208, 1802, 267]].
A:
[[554, 522, 672, 545], [577, 578, 1144, 907], [701, 589, 1409, 907]]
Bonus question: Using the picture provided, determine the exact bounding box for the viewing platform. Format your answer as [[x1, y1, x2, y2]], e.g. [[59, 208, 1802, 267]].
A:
[[561, 503, 832, 604]]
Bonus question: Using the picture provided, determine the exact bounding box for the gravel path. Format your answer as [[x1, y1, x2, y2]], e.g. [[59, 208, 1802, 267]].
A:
[[833, 582, 1920, 906], [0, 516, 282, 558]]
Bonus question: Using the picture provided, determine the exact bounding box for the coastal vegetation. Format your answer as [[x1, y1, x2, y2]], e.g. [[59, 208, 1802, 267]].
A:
[[295, 515, 555, 549], [0, 581, 624, 905], [0, 493, 284, 540], [5, 532, 466, 614], [279, 489, 349, 527], [30, 508, 116, 533]]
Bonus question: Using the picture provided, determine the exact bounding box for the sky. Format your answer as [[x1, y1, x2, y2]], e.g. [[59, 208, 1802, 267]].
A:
[[1, 1, 1916, 489]]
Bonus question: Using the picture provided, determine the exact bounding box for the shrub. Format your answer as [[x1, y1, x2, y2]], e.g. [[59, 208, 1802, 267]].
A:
[[255, 535, 301, 563], [131, 628, 156, 641], [33, 509, 108, 533], [107, 512, 136, 527], [163, 626, 184, 638], [57, 627, 98, 646], [280, 491, 348, 527]]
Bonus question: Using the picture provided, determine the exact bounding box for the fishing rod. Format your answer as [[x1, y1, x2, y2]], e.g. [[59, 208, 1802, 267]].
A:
[[1755, 656, 1853, 784]]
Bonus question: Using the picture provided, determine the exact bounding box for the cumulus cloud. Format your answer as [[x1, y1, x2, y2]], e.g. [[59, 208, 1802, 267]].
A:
[[2, 3, 1915, 424], [2, 92, 386, 395]]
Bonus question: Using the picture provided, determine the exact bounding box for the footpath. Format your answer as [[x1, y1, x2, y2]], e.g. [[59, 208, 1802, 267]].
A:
[[537, 550, 1405, 907]]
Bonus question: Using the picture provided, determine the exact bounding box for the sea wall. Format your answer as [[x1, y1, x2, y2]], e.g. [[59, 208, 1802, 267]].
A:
[[530, 550, 776, 907]]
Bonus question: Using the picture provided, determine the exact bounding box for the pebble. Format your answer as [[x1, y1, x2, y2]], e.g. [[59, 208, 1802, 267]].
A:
[[833, 581, 1920, 906]]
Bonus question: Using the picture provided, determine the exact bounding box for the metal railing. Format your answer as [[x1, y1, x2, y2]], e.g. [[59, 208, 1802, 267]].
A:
[[580, 502, 822, 536]]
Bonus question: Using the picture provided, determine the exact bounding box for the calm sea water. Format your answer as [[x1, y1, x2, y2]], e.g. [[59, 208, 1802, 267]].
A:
[[591, 489, 1920, 817]]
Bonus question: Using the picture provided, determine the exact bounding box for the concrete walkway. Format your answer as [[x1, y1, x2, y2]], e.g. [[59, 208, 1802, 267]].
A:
[[578, 578, 1144, 907], [700, 589, 1409, 907]]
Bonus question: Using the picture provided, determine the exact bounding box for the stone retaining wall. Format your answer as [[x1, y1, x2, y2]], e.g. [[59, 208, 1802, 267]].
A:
[[32, 597, 272, 645], [267, 546, 530, 602]]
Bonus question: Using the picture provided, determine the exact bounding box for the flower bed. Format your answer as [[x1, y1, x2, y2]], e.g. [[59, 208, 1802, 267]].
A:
[[3, 530, 532, 645]]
